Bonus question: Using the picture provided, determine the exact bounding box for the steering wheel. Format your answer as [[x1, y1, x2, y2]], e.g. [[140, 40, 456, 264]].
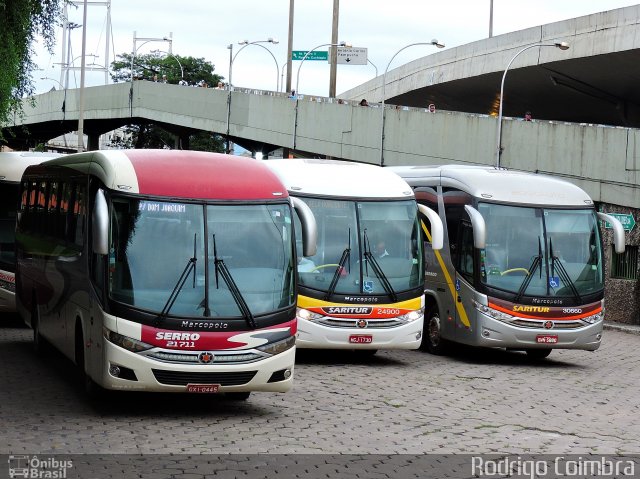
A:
[[310, 263, 340, 272], [500, 268, 529, 276]]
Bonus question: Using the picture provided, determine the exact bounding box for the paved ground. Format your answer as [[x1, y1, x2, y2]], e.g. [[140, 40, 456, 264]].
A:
[[1, 314, 639, 477]]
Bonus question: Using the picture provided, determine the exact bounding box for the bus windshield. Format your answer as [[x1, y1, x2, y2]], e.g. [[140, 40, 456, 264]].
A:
[[296, 198, 423, 296], [109, 198, 294, 318], [478, 203, 603, 298]]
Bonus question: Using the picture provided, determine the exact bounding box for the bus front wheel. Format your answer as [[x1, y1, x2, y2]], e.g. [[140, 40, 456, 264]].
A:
[[525, 349, 552, 359], [75, 323, 102, 399], [421, 307, 448, 355]]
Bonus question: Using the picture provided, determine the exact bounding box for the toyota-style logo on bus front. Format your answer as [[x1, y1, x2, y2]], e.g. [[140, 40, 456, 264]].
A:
[[198, 352, 214, 364], [543, 321, 554, 330], [357, 319, 368, 329]]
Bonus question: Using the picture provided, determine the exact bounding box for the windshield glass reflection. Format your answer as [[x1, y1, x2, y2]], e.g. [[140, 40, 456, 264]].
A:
[[109, 198, 294, 317]]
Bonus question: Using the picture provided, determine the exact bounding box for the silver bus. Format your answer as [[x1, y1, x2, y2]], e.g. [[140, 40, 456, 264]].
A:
[[393, 165, 625, 358]]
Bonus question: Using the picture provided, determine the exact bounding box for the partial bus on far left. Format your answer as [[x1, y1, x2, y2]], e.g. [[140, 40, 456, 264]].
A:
[[0, 151, 62, 313]]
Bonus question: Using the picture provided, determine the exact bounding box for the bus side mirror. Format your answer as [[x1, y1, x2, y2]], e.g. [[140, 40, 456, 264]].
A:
[[417, 204, 444, 250], [291, 197, 317, 257], [92, 189, 109, 255], [597, 212, 626, 254], [464, 205, 486, 249]]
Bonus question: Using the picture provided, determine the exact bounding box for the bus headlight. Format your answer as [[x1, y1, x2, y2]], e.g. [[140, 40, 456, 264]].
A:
[[472, 300, 513, 322], [582, 311, 604, 324], [398, 307, 424, 322], [257, 335, 296, 356], [103, 328, 153, 353], [297, 307, 323, 321]]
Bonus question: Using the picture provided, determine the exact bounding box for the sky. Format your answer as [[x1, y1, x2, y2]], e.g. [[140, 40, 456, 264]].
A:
[[32, 0, 640, 98]]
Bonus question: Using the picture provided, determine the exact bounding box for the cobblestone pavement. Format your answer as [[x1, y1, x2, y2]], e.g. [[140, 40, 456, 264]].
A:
[[1, 314, 639, 458]]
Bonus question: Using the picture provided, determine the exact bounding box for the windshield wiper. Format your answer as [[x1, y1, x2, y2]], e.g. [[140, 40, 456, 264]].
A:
[[324, 229, 351, 300], [362, 229, 397, 302], [549, 237, 582, 302], [158, 234, 197, 321], [514, 236, 542, 303], [213, 234, 256, 329]]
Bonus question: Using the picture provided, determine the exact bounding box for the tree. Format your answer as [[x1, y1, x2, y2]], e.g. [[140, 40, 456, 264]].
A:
[[110, 52, 221, 87], [106, 52, 226, 152], [0, 0, 62, 131]]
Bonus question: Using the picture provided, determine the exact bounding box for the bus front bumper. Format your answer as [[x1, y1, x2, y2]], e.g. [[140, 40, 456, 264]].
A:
[[296, 317, 424, 350], [475, 316, 603, 351], [98, 340, 296, 393]]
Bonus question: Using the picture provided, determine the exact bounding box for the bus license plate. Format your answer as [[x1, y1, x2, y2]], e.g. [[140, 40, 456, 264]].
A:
[[349, 334, 373, 344], [187, 384, 220, 393], [536, 335, 558, 344]]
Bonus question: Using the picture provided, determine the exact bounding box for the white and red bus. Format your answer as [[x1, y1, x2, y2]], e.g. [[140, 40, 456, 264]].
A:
[[0, 151, 61, 314], [15, 150, 316, 398]]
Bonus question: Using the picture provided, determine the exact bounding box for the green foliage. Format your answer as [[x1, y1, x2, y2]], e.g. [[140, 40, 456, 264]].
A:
[[0, 0, 62, 129], [108, 51, 225, 151], [110, 52, 222, 87], [106, 125, 225, 153]]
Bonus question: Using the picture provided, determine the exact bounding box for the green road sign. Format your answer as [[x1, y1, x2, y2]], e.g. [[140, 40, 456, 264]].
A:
[[292, 50, 328, 61], [603, 213, 636, 231]]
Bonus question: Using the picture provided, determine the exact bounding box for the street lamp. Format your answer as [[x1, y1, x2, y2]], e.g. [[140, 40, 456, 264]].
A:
[[495, 41, 570, 167], [229, 38, 279, 90], [295, 41, 349, 96], [293, 41, 350, 150], [380, 40, 445, 166], [226, 38, 279, 154], [130, 31, 172, 115], [151, 49, 184, 80], [40, 77, 64, 90]]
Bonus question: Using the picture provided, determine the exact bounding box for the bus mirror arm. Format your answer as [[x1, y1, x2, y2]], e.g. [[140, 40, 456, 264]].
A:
[[597, 213, 626, 254], [92, 189, 109, 255], [464, 205, 486, 249], [291, 197, 318, 257], [417, 204, 444, 250]]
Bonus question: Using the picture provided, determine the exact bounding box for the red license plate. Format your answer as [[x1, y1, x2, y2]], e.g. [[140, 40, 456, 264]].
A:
[[536, 335, 558, 344], [349, 334, 373, 344], [186, 384, 220, 393]]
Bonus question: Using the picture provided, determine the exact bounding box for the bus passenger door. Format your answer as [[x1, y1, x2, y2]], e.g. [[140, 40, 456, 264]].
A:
[[453, 221, 477, 345]]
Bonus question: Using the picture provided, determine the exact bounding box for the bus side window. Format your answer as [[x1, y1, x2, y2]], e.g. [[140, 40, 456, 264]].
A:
[[458, 221, 475, 282]]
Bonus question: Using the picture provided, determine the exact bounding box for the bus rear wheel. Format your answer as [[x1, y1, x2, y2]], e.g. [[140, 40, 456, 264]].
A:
[[525, 349, 552, 359], [421, 307, 448, 355]]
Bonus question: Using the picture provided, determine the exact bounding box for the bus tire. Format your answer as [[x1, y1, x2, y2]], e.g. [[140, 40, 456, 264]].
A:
[[421, 307, 448, 355], [525, 349, 552, 359], [225, 392, 251, 401], [75, 322, 102, 399]]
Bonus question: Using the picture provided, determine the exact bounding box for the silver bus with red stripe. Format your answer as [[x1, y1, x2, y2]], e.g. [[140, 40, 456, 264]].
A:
[[15, 150, 316, 397]]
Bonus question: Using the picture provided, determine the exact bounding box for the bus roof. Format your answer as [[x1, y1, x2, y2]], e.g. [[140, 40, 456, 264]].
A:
[[265, 159, 414, 200], [32, 150, 288, 201], [0, 152, 62, 182], [390, 165, 593, 207]]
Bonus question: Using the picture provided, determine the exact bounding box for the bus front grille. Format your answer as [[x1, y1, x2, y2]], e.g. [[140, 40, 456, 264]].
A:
[[317, 317, 404, 329], [152, 369, 257, 386]]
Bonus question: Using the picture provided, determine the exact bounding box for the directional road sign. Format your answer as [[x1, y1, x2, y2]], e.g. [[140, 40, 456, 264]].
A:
[[292, 50, 328, 61], [333, 47, 368, 65], [603, 213, 636, 231]]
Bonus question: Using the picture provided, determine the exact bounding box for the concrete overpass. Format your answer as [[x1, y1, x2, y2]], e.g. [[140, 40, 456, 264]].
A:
[[342, 4, 640, 129], [1, 5, 639, 210]]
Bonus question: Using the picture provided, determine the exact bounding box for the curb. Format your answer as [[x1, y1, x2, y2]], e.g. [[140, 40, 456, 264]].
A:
[[603, 322, 640, 336]]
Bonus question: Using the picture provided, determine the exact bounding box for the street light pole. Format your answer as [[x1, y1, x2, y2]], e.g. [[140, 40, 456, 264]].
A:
[[226, 38, 279, 154], [151, 49, 184, 80], [130, 31, 172, 115], [292, 41, 349, 150], [380, 40, 445, 166], [495, 41, 570, 167]]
